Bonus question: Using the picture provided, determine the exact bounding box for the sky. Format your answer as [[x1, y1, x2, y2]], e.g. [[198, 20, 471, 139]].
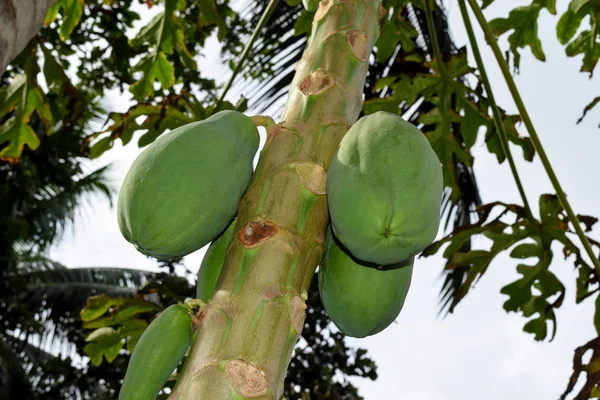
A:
[[48, 1, 600, 399]]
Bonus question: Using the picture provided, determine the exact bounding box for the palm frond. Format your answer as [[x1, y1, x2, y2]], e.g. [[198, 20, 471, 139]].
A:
[[17, 165, 115, 252]]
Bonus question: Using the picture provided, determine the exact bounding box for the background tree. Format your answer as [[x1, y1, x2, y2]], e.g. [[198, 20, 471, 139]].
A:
[[0, 0, 599, 398]]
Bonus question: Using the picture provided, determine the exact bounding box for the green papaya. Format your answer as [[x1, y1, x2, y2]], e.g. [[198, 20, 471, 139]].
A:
[[302, 0, 319, 12], [118, 110, 259, 260], [196, 219, 237, 302], [326, 111, 442, 265], [119, 304, 193, 400], [318, 228, 413, 338]]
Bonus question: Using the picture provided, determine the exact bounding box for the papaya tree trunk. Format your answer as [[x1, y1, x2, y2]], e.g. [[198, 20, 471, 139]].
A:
[[0, 0, 56, 76], [170, 1, 382, 398]]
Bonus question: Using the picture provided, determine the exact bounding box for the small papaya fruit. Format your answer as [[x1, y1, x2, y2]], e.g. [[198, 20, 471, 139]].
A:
[[196, 218, 237, 302], [319, 227, 413, 338], [118, 110, 259, 260], [327, 111, 442, 265], [119, 304, 193, 400], [302, 0, 319, 12]]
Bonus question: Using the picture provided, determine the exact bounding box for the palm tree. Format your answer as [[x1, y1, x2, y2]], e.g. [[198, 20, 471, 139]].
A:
[[0, 1, 483, 398]]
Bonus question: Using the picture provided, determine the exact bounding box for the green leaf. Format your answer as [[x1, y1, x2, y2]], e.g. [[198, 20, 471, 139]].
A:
[[458, 97, 490, 148], [294, 9, 315, 37], [130, 53, 176, 100], [578, 95, 600, 124], [80, 295, 127, 322], [594, 294, 600, 335], [557, 8, 587, 45], [486, 114, 535, 163], [565, 30, 600, 74], [510, 242, 540, 259], [0, 119, 41, 162], [376, 13, 417, 63], [59, 0, 84, 41], [489, 1, 556, 68], [198, 0, 228, 40], [90, 137, 114, 159]]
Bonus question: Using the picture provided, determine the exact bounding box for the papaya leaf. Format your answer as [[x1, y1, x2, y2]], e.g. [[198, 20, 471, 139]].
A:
[[578, 95, 600, 124], [565, 30, 600, 74], [488, 0, 556, 69], [44, 0, 85, 41], [198, 0, 229, 40], [80, 295, 127, 322], [0, 70, 54, 161], [556, 0, 600, 75], [0, 119, 41, 163], [376, 7, 417, 63], [485, 114, 535, 163], [82, 296, 162, 365], [128, 0, 197, 100], [424, 194, 595, 341], [560, 337, 600, 400]]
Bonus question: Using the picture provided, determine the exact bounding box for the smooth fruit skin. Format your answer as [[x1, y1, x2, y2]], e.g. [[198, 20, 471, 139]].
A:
[[318, 228, 413, 338], [326, 111, 442, 265], [119, 304, 193, 400], [117, 110, 259, 260], [196, 219, 236, 302]]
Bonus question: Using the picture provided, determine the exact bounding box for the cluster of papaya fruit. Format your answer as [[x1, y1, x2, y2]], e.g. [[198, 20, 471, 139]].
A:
[[115, 109, 441, 398], [322, 111, 442, 337]]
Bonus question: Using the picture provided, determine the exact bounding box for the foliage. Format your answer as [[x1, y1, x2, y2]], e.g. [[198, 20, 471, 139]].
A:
[[1, 0, 600, 398]]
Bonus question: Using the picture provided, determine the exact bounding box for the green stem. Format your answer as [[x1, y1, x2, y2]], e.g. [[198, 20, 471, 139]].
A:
[[424, 0, 445, 76], [251, 115, 277, 129], [457, 0, 533, 219], [424, 0, 452, 192], [466, 0, 600, 272], [215, 0, 280, 111]]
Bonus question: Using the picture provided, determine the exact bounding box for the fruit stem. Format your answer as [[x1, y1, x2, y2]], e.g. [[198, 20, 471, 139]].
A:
[[457, 0, 533, 220], [251, 115, 277, 128], [466, 0, 600, 272]]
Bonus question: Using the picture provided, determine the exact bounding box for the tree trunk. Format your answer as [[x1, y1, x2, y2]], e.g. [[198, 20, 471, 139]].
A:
[[169, 0, 382, 398], [0, 0, 56, 76]]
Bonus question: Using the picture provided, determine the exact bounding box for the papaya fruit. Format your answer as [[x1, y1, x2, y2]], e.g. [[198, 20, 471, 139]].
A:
[[118, 110, 259, 260], [302, 0, 319, 12], [318, 228, 413, 338], [196, 219, 236, 302], [119, 304, 193, 400], [326, 111, 442, 265]]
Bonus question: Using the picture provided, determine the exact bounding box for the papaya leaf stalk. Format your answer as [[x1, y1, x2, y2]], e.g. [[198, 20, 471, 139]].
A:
[[169, 1, 383, 398], [457, 0, 533, 220], [466, 0, 600, 274]]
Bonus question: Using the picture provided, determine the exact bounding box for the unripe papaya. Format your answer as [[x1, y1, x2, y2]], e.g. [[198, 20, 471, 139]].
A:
[[319, 227, 413, 338], [327, 111, 442, 265], [118, 111, 259, 260], [119, 304, 193, 400], [196, 219, 236, 302]]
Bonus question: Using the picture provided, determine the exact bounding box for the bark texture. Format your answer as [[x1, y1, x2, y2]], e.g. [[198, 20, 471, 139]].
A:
[[170, 0, 383, 398], [0, 0, 55, 76]]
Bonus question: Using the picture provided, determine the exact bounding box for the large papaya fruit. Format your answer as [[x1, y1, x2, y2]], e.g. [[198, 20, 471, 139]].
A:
[[196, 219, 236, 302], [326, 111, 442, 265], [118, 110, 259, 260], [119, 304, 193, 400], [318, 228, 413, 338]]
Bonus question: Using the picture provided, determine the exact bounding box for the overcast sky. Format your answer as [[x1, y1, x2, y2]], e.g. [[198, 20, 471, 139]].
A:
[[48, 1, 600, 399]]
